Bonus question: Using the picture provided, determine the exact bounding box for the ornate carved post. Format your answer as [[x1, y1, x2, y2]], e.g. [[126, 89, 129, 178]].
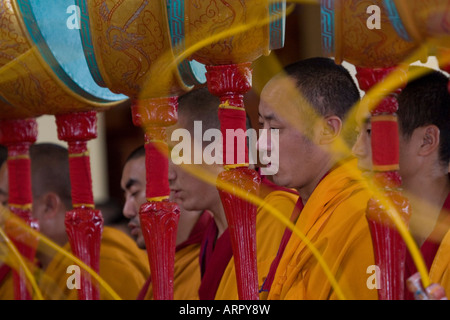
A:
[[131, 97, 180, 300], [55, 111, 103, 300], [356, 66, 411, 300], [0, 118, 39, 300], [206, 63, 260, 300]]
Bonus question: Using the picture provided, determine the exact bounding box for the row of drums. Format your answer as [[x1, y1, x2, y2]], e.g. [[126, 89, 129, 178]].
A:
[[0, 0, 287, 119], [1, 0, 450, 121]]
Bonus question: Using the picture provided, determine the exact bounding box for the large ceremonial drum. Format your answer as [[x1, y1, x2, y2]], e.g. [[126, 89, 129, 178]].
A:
[[185, 0, 286, 65], [76, 0, 206, 99], [384, 0, 450, 48], [0, 0, 126, 116], [0, 0, 129, 300], [321, 0, 418, 68], [0, 97, 36, 120]]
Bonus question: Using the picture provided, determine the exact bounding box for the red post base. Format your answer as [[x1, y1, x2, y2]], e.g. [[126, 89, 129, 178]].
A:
[[217, 167, 260, 300], [140, 201, 180, 300], [366, 187, 410, 300], [65, 208, 103, 300]]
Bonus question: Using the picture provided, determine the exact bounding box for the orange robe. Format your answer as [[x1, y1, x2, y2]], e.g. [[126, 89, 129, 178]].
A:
[[430, 230, 450, 297], [268, 159, 377, 300], [406, 192, 450, 298], [138, 211, 212, 300], [40, 226, 149, 300], [0, 264, 14, 300]]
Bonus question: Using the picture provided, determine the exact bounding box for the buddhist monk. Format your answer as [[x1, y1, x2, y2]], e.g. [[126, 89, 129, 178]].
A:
[[120, 145, 211, 300], [352, 66, 450, 299], [258, 57, 377, 300], [169, 87, 298, 300], [0, 143, 149, 299]]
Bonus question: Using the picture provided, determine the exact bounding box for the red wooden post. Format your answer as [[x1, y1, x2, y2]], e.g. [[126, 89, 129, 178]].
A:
[[206, 63, 260, 300], [356, 66, 411, 300], [0, 118, 39, 300], [55, 111, 103, 300], [131, 97, 180, 300]]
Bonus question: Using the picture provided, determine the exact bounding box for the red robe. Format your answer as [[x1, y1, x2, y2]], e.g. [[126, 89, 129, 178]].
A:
[[199, 170, 298, 300]]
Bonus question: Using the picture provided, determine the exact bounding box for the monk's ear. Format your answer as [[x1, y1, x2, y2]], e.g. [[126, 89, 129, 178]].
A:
[[318, 116, 342, 145], [418, 125, 440, 157], [40, 192, 61, 219]]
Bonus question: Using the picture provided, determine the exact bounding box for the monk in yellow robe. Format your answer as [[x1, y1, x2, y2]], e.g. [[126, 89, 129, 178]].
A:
[[39, 226, 149, 300], [0, 263, 14, 300], [258, 57, 377, 300], [429, 229, 450, 298], [353, 67, 450, 299], [121, 146, 208, 300], [0, 143, 150, 300]]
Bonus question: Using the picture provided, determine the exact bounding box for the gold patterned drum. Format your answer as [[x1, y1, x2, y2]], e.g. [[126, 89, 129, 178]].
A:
[[321, 0, 418, 68], [0, 97, 36, 120], [384, 0, 450, 47], [76, 0, 207, 100], [185, 0, 286, 65], [0, 0, 126, 118]]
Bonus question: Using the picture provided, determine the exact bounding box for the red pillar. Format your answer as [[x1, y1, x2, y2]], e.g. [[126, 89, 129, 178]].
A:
[[356, 66, 411, 300], [0, 118, 39, 300], [206, 63, 260, 300], [55, 111, 103, 300], [131, 97, 180, 300]]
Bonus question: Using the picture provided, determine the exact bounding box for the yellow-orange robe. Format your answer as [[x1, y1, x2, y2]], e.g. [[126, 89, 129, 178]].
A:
[[214, 178, 299, 300], [268, 159, 377, 300], [138, 211, 212, 300], [406, 192, 450, 298], [430, 229, 450, 297], [40, 226, 149, 300], [0, 264, 14, 300]]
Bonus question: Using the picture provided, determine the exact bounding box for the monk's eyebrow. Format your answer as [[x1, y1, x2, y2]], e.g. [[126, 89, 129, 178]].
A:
[[123, 179, 139, 191], [258, 112, 277, 122]]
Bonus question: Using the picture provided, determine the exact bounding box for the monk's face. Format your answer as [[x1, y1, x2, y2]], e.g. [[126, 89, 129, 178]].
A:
[[352, 116, 425, 189], [352, 119, 373, 172], [121, 156, 146, 249], [168, 157, 222, 214], [258, 75, 324, 191]]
